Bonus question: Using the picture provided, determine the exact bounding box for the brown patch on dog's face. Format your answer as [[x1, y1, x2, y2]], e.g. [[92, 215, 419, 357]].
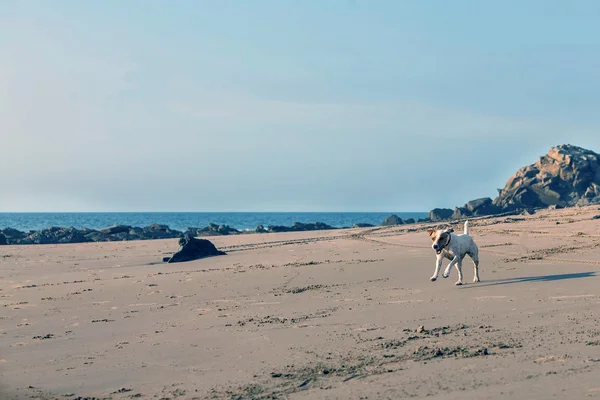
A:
[[427, 228, 436, 238], [431, 230, 450, 254]]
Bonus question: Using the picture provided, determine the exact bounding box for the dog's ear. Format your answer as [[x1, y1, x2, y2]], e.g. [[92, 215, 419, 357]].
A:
[[427, 228, 436, 238], [446, 228, 454, 233]]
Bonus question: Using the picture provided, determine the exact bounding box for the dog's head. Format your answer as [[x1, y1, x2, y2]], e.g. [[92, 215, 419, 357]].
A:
[[427, 227, 454, 255]]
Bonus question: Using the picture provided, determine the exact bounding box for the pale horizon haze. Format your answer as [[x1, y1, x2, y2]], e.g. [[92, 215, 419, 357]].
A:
[[2, 1, 600, 212]]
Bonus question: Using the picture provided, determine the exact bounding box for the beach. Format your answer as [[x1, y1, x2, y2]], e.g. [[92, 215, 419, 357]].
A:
[[2, 205, 600, 399]]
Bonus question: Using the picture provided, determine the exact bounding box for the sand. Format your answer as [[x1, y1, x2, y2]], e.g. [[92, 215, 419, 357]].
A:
[[2, 206, 600, 399]]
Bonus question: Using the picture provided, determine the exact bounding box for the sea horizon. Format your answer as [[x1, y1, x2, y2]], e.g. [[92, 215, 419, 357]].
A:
[[0, 211, 429, 233]]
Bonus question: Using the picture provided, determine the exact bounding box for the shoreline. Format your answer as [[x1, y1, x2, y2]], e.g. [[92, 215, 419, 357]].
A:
[[0, 205, 557, 246]]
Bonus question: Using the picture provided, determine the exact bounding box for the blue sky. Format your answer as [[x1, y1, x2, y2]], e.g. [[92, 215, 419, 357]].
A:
[[1, 0, 600, 212]]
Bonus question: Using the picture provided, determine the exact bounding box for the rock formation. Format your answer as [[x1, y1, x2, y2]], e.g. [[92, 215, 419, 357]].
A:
[[353, 223, 375, 228], [380, 215, 404, 226], [184, 223, 239, 237], [18, 227, 92, 245], [428, 208, 454, 222], [267, 222, 336, 233], [427, 144, 600, 221], [494, 144, 600, 209]]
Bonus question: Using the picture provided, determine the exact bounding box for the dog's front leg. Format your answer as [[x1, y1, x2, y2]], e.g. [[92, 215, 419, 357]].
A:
[[430, 254, 443, 281], [443, 256, 459, 279]]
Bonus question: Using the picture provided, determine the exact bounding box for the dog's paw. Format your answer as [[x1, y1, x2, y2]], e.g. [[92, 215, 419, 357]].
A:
[[455, 281, 463, 286], [442, 273, 449, 279], [473, 277, 480, 283], [430, 276, 437, 282]]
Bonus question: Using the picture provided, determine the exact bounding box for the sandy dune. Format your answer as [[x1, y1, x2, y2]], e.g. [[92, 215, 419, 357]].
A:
[[2, 206, 600, 399]]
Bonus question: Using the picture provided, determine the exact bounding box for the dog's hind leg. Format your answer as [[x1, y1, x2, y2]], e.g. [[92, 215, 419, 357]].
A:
[[443, 256, 459, 279], [470, 249, 480, 283]]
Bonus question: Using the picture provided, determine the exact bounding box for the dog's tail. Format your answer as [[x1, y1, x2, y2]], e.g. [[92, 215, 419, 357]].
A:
[[464, 220, 470, 235]]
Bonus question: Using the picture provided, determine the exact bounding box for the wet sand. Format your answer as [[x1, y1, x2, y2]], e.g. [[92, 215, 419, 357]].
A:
[[2, 206, 600, 399]]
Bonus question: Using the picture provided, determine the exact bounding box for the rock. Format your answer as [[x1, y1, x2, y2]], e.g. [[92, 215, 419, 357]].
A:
[[417, 218, 430, 223], [495, 144, 600, 210], [268, 222, 336, 233], [84, 231, 110, 242], [1, 228, 27, 241], [416, 325, 426, 333], [453, 198, 500, 219], [452, 206, 470, 219], [100, 225, 132, 235], [184, 223, 239, 237], [19, 227, 91, 245], [428, 208, 453, 222], [110, 232, 133, 241], [216, 224, 238, 235], [353, 223, 374, 228], [129, 227, 144, 236], [548, 204, 565, 210], [466, 197, 501, 216], [380, 215, 404, 226], [593, 215, 600, 220], [0, 233, 6, 245], [141, 224, 182, 240], [165, 235, 226, 263], [255, 225, 268, 233], [404, 218, 416, 224]]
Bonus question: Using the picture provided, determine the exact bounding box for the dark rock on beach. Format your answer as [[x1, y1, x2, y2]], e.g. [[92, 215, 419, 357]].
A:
[[268, 222, 336, 233], [380, 215, 404, 226], [453, 198, 500, 219], [19, 227, 92, 245], [0, 233, 7, 245], [143, 223, 180, 239], [428, 208, 454, 222], [184, 223, 239, 237], [100, 225, 132, 235], [83, 230, 110, 242], [164, 235, 226, 263], [255, 225, 268, 233], [353, 223, 375, 228], [1, 228, 27, 241]]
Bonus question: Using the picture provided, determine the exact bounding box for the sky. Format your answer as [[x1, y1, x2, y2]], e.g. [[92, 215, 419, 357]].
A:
[[1, 0, 600, 212]]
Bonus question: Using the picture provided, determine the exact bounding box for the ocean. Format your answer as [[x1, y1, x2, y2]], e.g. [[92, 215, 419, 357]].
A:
[[0, 212, 428, 233]]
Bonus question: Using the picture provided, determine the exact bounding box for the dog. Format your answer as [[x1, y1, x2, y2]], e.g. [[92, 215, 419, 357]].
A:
[[427, 220, 480, 285]]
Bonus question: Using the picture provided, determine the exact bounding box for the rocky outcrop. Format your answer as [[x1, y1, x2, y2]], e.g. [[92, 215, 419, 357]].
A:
[[100, 225, 132, 235], [428, 145, 600, 221], [267, 222, 336, 233], [140, 224, 181, 240], [164, 235, 226, 263], [1, 228, 27, 241], [0, 219, 346, 245], [18, 227, 92, 245], [184, 223, 239, 237], [404, 218, 416, 224], [452, 198, 501, 219], [428, 208, 454, 222], [353, 223, 375, 228], [0, 233, 6, 245], [255, 225, 268, 233], [380, 215, 404, 226], [494, 144, 600, 209]]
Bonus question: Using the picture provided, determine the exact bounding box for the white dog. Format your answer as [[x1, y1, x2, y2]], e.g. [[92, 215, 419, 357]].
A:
[[427, 220, 480, 285]]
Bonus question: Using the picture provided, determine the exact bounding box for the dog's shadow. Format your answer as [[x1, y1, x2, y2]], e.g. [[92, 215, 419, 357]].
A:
[[459, 271, 597, 289]]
